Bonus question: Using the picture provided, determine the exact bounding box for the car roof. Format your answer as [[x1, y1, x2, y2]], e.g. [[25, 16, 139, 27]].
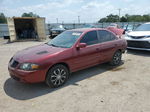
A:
[[69, 28, 103, 32]]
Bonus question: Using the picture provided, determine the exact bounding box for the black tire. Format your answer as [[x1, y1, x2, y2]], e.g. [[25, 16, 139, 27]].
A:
[[49, 35, 53, 39], [110, 50, 122, 66], [49, 32, 53, 39], [46, 64, 69, 88]]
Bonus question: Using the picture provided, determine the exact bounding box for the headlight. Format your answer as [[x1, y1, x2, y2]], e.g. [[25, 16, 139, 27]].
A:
[[19, 63, 39, 71]]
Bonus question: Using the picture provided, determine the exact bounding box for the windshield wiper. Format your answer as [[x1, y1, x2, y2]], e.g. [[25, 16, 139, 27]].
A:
[[50, 44, 59, 47], [45, 43, 58, 47], [46, 43, 68, 48], [50, 44, 64, 48]]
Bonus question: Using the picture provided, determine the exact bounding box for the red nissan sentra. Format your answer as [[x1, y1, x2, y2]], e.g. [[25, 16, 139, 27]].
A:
[[8, 28, 127, 88]]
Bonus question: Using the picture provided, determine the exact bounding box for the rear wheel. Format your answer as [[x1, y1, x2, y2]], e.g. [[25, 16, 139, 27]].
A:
[[110, 50, 122, 66], [46, 64, 69, 88]]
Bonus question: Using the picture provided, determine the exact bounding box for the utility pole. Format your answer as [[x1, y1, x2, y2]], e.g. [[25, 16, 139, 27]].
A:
[[118, 8, 121, 22], [78, 16, 80, 24], [62, 21, 64, 25], [56, 18, 58, 24]]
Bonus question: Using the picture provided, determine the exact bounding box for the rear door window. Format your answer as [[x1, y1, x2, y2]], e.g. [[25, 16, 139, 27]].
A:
[[80, 31, 99, 45], [98, 30, 117, 43]]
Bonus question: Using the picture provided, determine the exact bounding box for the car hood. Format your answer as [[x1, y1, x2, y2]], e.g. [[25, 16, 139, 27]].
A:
[[13, 44, 67, 62], [128, 31, 150, 36]]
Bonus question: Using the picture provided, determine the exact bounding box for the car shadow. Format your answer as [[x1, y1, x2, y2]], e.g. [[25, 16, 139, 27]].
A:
[[127, 49, 150, 57], [4, 63, 123, 100]]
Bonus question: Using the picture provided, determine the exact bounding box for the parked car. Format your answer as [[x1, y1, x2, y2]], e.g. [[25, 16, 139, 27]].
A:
[[124, 22, 150, 51], [49, 25, 65, 38], [123, 24, 134, 33], [82, 24, 96, 28], [8, 28, 127, 88], [108, 23, 120, 28], [107, 23, 125, 37]]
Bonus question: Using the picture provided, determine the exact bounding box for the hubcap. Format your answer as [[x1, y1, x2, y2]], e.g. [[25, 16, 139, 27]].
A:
[[51, 68, 66, 86], [114, 52, 121, 64]]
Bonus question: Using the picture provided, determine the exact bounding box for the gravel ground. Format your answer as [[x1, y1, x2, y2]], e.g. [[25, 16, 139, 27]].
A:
[[0, 38, 150, 112]]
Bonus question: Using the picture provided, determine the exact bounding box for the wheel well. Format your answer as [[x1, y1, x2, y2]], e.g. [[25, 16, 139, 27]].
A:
[[118, 49, 125, 53], [112, 49, 122, 58], [55, 62, 70, 72], [118, 49, 122, 52], [113, 49, 121, 55], [48, 62, 70, 73]]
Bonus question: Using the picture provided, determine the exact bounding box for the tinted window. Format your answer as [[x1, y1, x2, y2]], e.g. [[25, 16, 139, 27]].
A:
[[98, 30, 116, 43], [110, 32, 117, 40], [80, 31, 98, 45]]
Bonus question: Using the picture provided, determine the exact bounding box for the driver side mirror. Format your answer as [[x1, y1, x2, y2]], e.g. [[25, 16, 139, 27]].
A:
[[76, 43, 87, 50]]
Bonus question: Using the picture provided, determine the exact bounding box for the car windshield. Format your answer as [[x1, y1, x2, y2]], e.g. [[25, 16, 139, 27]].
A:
[[134, 24, 150, 31], [47, 31, 82, 48]]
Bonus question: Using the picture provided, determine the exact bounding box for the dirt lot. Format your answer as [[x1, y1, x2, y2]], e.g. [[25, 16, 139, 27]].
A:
[[0, 38, 150, 112]]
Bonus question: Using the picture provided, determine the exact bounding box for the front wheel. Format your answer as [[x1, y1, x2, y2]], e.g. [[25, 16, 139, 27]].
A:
[[46, 64, 69, 88], [110, 50, 122, 66]]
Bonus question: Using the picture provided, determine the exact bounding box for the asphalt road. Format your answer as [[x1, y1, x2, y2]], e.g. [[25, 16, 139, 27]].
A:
[[0, 38, 150, 112]]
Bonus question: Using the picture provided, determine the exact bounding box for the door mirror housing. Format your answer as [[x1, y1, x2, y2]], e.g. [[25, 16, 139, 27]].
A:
[[76, 43, 87, 49]]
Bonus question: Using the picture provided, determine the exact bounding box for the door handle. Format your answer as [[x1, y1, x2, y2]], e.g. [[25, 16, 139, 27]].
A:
[[113, 44, 117, 48], [96, 48, 100, 51]]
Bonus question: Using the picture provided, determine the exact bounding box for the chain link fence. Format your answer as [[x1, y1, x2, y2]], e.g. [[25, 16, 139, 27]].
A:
[[0, 22, 145, 37]]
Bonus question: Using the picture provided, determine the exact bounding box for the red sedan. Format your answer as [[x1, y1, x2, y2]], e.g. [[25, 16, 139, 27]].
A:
[[8, 28, 127, 88]]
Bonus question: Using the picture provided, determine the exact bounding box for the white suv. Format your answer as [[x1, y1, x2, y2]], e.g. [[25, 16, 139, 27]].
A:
[[124, 22, 150, 51]]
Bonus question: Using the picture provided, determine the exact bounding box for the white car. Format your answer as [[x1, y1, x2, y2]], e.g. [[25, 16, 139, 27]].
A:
[[124, 22, 150, 51]]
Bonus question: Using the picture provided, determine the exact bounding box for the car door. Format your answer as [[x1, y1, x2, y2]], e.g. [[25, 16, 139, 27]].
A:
[[97, 30, 118, 62], [72, 30, 101, 71]]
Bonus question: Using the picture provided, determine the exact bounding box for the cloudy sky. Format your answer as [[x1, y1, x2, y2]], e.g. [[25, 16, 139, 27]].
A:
[[0, 0, 150, 23]]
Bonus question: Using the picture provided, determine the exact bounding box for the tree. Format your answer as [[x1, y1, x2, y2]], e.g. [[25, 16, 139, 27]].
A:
[[98, 17, 107, 22], [106, 14, 119, 22], [143, 14, 150, 22], [98, 14, 150, 23], [0, 13, 7, 23], [120, 16, 127, 22], [98, 14, 119, 23], [21, 12, 40, 17]]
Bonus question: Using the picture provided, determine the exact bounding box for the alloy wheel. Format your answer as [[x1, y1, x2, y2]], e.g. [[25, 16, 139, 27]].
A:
[[50, 68, 67, 86]]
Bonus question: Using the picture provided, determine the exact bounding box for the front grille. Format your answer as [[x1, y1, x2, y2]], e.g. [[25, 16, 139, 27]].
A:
[[127, 41, 150, 48], [130, 36, 145, 39], [10, 59, 19, 68]]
